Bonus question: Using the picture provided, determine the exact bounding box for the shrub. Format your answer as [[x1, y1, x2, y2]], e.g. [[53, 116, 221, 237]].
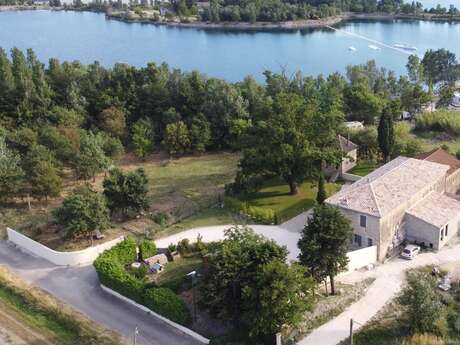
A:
[[177, 238, 191, 255], [399, 333, 444, 345], [139, 240, 157, 260], [101, 238, 138, 266], [143, 288, 191, 325], [152, 212, 169, 226], [224, 196, 277, 224], [168, 243, 177, 253], [415, 110, 460, 136], [134, 264, 149, 280]]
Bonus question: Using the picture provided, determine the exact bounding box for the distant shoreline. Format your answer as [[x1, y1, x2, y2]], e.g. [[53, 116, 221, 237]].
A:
[[2, 5, 460, 31]]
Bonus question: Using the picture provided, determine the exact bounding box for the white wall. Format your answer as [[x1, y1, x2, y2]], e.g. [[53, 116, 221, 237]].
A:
[[6, 228, 124, 266], [345, 245, 377, 272]]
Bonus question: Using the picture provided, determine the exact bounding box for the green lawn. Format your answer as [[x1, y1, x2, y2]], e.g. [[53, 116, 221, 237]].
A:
[[348, 162, 377, 177], [242, 178, 342, 223], [153, 255, 203, 292]]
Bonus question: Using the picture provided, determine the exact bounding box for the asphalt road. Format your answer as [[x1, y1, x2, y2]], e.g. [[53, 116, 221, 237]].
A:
[[0, 241, 202, 345]]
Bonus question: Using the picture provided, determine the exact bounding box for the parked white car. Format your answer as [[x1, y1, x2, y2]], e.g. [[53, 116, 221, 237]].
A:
[[401, 244, 421, 260]]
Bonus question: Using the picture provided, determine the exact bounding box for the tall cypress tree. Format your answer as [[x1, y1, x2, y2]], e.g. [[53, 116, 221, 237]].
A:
[[378, 108, 394, 163], [316, 173, 327, 205]]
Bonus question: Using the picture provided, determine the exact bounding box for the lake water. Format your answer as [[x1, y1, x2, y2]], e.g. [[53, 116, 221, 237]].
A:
[[0, 10, 460, 81]]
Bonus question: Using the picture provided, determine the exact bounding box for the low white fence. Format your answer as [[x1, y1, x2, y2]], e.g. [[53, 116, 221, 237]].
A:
[[341, 172, 362, 183], [101, 285, 210, 344], [6, 228, 124, 266], [345, 245, 378, 272]]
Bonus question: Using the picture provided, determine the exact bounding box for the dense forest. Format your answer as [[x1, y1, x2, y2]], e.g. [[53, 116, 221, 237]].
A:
[[0, 47, 459, 202]]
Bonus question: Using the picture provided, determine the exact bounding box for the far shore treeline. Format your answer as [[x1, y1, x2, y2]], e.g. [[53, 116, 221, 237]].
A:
[[0, 46, 459, 202]]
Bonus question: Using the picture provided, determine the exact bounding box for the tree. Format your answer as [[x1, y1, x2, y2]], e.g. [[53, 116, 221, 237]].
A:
[[131, 118, 154, 160], [0, 136, 24, 202], [316, 173, 327, 205], [103, 168, 149, 216], [422, 49, 459, 85], [53, 185, 110, 239], [201, 226, 289, 329], [189, 115, 211, 154], [378, 107, 395, 163], [77, 131, 111, 181], [99, 106, 127, 138], [163, 121, 191, 156], [344, 83, 383, 125], [399, 271, 446, 335], [298, 204, 353, 295], [242, 260, 314, 340], [406, 54, 424, 85], [239, 93, 342, 195]]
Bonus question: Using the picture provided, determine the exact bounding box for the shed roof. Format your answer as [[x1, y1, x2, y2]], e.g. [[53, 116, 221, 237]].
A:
[[406, 192, 460, 228], [416, 148, 460, 175]]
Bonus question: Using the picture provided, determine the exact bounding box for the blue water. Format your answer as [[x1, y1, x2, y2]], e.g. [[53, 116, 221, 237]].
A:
[[0, 10, 460, 81]]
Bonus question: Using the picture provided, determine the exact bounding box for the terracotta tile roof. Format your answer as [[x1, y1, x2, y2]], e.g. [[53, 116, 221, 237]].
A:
[[416, 148, 460, 175], [406, 192, 460, 228], [326, 157, 450, 218], [337, 135, 357, 153]]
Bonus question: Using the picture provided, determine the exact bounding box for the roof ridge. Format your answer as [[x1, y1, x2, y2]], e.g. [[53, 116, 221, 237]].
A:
[[368, 182, 382, 217], [365, 156, 409, 184]]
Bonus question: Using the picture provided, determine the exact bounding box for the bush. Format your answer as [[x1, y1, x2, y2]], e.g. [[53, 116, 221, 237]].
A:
[[152, 212, 169, 226], [168, 243, 177, 253], [224, 196, 277, 225], [143, 288, 191, 325], [139, 240, 157, 260], [177, 238, 191, 255], [415, 110, 460, 136], [399, 333, 444, 345], [134, 264, 149, 280]]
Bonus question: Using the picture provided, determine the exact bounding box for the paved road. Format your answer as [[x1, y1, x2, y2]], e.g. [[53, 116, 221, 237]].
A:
[[299, 241, 460, 345], [0, 241, 202, 345]]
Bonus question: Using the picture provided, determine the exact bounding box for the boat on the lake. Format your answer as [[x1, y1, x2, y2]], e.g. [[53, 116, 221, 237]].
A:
[[348, 46, 357, 51], [368, 44, 380, 50], [394, 43, 418, 51]]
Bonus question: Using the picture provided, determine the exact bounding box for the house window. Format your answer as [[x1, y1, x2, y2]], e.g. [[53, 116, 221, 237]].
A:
[[360, 215, 367, 228], [354, 234, 362, 247], [440, 228, 444, 241], [368, 238, 373, 247], [445, 224, 449, 236]]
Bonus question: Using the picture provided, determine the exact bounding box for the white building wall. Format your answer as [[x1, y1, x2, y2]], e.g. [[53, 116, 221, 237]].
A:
[[345, 245, 377, 272], [6, 228, 124, 266]]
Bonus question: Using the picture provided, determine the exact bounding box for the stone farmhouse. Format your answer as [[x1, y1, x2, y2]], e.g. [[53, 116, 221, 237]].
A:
[[326, 150, 460, 262]]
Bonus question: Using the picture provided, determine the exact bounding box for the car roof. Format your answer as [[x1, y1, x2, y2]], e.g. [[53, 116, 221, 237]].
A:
[[405, 244, 419, 250]]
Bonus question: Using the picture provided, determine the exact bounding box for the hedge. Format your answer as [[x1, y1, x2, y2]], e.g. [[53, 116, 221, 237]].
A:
[[139, 240, 157, 261], [94, 238, 191, 325], [143, 288, 192, 325], [224, 196, 277, 225]]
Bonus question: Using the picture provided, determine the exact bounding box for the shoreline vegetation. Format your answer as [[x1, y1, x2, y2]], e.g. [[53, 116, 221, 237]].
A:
[[1, 5, 460, 30]]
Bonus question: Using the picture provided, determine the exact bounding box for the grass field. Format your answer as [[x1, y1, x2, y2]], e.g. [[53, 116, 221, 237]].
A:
[[348, 162, 377, 177], [0, 266, 123, 345], [243, 178, 342, 223]]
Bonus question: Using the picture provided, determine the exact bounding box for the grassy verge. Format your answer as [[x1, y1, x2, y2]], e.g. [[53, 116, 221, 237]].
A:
[[153, 255, 203, 292], [242, 178, 342, 222], [348, 162, 377, 177], [0, 265, 124, 345]]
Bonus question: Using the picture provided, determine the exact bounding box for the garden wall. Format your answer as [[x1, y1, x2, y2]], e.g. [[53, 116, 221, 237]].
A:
[[345, 245, 378, 272], [6, 228, 124, 266], [100, 285, 210, 344], [341, 172, 362, 183]]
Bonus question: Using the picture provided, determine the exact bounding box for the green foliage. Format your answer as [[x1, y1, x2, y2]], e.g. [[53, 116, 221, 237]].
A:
[[139, 239, 157, 260], [152, 211, 169, 226], [422, 49, 459, 85], [53, 185, 110, 239], [99, 106, 126, 139], [399, 271, 446, 336], [398, 334, 444, 345], [224, 196, 277, 224], [298, 204, 353, 295], [163, 121, 191, 156], [94, 238, 191, 325], [0, 136, 24, 202], [77, 131, 111, 180], [378, 107, 395, 162], [103, 168, 149, 216], [415, 110, 460, 136], [131, 118, 154, 160], [201, 226, 304, 338], [143, 288, 191, 325], [316, 173, 327, 204]]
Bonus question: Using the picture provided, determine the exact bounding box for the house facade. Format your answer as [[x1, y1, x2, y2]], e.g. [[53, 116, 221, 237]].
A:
[[323, 135, 358, 181], [326, 154, 460, 261]]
